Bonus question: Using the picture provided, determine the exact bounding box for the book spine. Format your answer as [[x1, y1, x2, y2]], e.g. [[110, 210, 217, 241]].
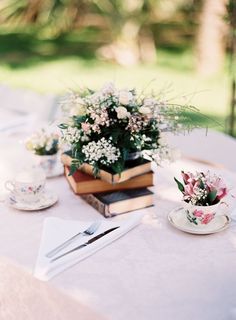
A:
[[81, 194, 111, 218]]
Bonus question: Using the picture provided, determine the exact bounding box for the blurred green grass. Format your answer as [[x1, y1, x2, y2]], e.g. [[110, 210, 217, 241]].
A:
[[0, 29, 230, 132]]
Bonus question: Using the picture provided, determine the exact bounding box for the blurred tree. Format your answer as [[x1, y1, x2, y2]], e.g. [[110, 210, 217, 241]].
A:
[[195, 0, 228, 75], [0, 0, 87, 35], [0, 0, 194, 65], [93, 0, 157, 65], [226, 0, 236, 136], [94, 0, 197, 65]]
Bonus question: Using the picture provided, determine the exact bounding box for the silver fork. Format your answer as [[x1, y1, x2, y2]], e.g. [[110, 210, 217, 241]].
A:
[[45, 221, 101, 258]]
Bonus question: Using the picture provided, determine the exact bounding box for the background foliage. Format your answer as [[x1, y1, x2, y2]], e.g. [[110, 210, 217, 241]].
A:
[[0, 0, 235, 133]]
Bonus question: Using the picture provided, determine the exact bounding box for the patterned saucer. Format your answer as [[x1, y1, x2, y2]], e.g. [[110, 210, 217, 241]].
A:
[[7, 190, 58, 211], [168, 207, 230, 235]]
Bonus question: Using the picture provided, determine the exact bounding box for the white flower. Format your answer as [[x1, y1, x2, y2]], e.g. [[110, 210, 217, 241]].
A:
[[101, 82, 116, 95], [139, 106, 151, 115], [143, 98, 156, 107], [82, 138, 120, 165], [70, 99, 87, 116], [88, 92, 101, 105], [116, 106, 130, 119], [70, 106, 86, 117], [61, 92, 87, 117], [25, 128, 59, 154], [61, 127, 81, 145], [118, 90, 133, 105]]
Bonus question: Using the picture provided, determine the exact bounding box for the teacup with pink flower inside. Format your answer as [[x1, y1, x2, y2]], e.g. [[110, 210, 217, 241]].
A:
[[175, 170, 228, 226]]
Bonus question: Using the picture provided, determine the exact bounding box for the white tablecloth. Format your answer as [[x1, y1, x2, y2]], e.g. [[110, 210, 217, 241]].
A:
[[0, 129, 236, 320]]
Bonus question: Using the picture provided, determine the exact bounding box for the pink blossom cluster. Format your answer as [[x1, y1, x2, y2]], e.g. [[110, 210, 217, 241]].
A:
[[126, 114, 149, 133]]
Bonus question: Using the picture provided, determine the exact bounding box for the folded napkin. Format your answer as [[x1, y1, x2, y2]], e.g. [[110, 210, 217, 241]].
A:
[[34, 213, 143, 281]]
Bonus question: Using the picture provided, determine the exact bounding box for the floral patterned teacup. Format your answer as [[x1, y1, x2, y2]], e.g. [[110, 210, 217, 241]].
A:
[[182, 201, 222, 226], [33, 154, 58, 177], [5, 169, 46, 204]]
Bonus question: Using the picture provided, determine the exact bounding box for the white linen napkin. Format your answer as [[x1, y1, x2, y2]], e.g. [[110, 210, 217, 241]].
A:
[[34, 213, 143, 281]]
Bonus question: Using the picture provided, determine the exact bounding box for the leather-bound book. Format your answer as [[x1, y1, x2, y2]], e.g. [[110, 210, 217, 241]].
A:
[[64, 166, 154, 194], [81, 188, 154, 217], [61, 152, 152, 184]]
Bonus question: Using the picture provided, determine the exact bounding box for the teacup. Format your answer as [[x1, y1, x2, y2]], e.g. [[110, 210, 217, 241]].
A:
[[5, 169, 46, 203], [183, 201, 223, 226], [33, 154, 57, 177]]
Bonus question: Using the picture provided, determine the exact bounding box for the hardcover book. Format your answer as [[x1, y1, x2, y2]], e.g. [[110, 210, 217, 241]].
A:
[[81, 188, 154, 218], [61, 152, 152, 184], [65, 166, 154, 194]]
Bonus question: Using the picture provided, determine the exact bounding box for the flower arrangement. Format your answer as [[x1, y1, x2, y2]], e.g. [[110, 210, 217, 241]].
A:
[[25, 128, 59, 156], [174, 170, 228, 206], [59, 82, 199, 175], [175, 170, 228, 226]]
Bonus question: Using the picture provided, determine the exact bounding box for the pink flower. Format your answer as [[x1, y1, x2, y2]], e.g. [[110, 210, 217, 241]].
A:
[[207, 176, 228, 201], [184, 183, 194, 197], [201, 213, 214, 225], [217, 188, 227, 200], [184, 180, 200, 198], [181, 171, 192, 184], [193, 209, 203, 217], [81, 122, 91, 133]]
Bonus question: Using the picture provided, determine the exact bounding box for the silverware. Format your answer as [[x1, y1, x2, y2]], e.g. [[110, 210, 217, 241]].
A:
[[45, 221, 101, 258], [50, 226, 119, 262]]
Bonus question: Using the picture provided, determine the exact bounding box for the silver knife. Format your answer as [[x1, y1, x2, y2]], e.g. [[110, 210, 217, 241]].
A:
[[50, 226, 119, 263]]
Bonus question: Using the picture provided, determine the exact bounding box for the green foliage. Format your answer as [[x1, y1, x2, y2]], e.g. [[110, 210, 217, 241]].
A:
[[34, 139, 58, 155], [186, 210, 198, 225], [174, 177, 185, 193], [69, 159, 82, 176], [207, 190, 217, 205], [58, 123, 68, 129]]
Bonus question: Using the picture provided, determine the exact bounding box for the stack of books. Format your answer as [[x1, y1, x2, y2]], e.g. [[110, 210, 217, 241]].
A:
[[61, 153, 154, 218]]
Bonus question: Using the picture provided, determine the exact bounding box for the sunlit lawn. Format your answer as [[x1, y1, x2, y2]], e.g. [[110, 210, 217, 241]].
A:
[[0, 29, 230, 131]]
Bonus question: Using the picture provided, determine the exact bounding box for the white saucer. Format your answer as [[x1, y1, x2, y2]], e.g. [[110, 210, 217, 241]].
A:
[[168, 207, 230, 235], [46, 163, 64, 178], [6, 190, 58, 211]]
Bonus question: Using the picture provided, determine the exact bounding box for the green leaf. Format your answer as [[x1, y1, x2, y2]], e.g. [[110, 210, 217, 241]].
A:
[[69, 164, 78, 176], [58, 123, 68, 129], [174, 177, 185, 193], [92, 165, 100, 178], [207, 190, 217, 204], [199, 179, 205, 189]]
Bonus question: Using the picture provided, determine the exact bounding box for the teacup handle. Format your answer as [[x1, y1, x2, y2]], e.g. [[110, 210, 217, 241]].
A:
[[219, 201, 229, 215], [5, 180, 15, 192]]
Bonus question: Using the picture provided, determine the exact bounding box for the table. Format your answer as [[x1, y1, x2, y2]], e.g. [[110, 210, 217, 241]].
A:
[[0, 129, 236, 320]]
